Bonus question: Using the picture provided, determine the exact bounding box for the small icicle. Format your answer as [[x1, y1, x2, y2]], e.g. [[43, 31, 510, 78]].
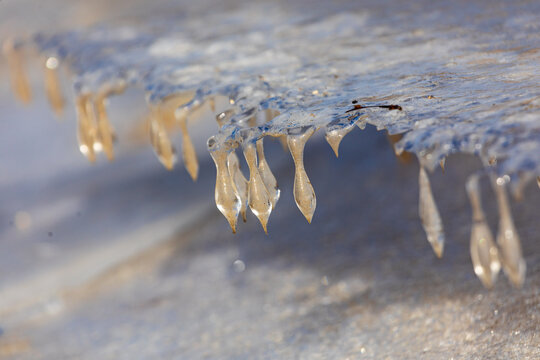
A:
[[227, 152, 249, 222], [256, 138, 280, 208], [418, 166, 445, 257], [94, 96, 115, 161], [2, 39, 32, 104], [466, 174, 501, 288], [288, 127, 316, 223], [149, 107, 177, 170], [177, 115, 199, 181], [440, 158, 446, 173], [208, 140, 241, 233], [243, 142, 272, 233], [537, 176, 540, 189], [43, 57, 64, 116], [325, 123, 355, 157], [492, 175, 526, 287], [75, 95, 97, 163]]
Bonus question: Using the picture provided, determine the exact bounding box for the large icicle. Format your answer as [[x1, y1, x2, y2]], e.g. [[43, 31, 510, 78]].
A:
[[418, 166, 444, 258], [288, 127, 316, 223], [466, 174, 501, 288], [492, 175, 526, 287]]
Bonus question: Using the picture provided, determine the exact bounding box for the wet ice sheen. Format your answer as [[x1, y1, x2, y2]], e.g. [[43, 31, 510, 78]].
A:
[[3, 0, 539, 287]]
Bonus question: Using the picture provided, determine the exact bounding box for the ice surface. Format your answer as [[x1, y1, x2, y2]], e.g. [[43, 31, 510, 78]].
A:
[[16, 0, 539, 178]]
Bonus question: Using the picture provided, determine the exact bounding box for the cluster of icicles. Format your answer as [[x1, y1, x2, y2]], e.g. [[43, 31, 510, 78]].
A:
[[3, 39, 537, 289]]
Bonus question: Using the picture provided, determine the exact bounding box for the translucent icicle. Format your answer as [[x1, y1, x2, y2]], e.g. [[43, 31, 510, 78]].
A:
[[325, 123, 355, 157], [75, 95, 97, 163], [94, 96, 115, 161], [227, 152, 249, 222], [466, 174, 500, 288], [149, 107, 176, 170], [243, 142, 272, 233], [439, 158, 446, 173], [418, 167, 444, 257], [492, 176, 526, 287], [177, 114, 199, 181], [43, 57, 64, 116], [208, 142, 241, 233], [2, 39, 32, 104], [256, 138, 280, 208], [288, 127, 316, 223]]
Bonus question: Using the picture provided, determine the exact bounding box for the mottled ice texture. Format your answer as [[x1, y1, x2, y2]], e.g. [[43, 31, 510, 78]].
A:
[[28, 0, 540, 176]]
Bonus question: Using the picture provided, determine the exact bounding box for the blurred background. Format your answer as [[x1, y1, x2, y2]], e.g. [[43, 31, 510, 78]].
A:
[[1, 1, 539, 359]]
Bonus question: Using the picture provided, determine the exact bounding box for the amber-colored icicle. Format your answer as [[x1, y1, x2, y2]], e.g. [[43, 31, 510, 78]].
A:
[[492, 176, 526, 287], [288, 127, 316, 223], [43, 57, 64, 116], [466, 174, 500, 288], [227, 152, 249, 222], [178, 115, 199, 181], [256, 138, 280, 209], [3, 39, 32, 104], [149, 107, 177, 170], [243, 142, 272, 233], [75, 95, 97, 163], [209, 140, 240, 233], [418, 166, 445, 258], [94, 95, 115, 161]]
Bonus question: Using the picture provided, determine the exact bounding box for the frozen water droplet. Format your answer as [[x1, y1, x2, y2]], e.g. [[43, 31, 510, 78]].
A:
[[288, 127, 316, 223], [2, 39, 32, 104], [243, 142, 272, 233], [149, 107, 177, 170], [466, 174, 500, 288], [209, 142, 240, 233], [178, 116, 199, 181], [216, 109, 235, 128], [325, 123, 355, 157], [227, 152, 249, 223], [75, 95, 97, 163], [492, 176, 526, 287], [418, 167, 444, 257], [256, 138, 280, 209], [43, 57, 64, 116], [94, 96, 115, 161]]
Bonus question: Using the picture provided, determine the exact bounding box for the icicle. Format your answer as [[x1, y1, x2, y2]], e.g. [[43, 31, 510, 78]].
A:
[[492, 175, 526, 287], [94, 95, 115, 161], [537, 176, 540, 189], [227, 152, 249, 222], [149, 107, 176, 170], [75, 95, 97, 163], [466, 174, 500, 288], [2, 39, 32, 104], [243, 142, 272, 233], [288, 127, 316, 223], [439, 158, 446, 173], [177, 113, 199, 181], [208, 139, 241, 233], [43, 57, 64, 116], [418, 166, 444, 257], [325, 123, 355, 157], [388, 133, 413, 164], [256, 138, 280, 208]]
